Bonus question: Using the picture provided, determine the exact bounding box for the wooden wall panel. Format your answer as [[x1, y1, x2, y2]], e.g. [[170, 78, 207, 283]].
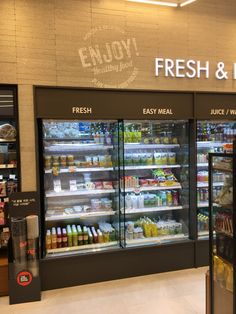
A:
[[0, 0, 234, 189]]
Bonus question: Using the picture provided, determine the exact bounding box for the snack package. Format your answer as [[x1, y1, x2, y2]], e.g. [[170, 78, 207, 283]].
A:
[[94, 181, 103, 189], [7, 179, 17, 195], [0, 123, 16, 139], [0, 181, 6, 197], [103, 181, 113, 189], [0, 202, 5, 225]]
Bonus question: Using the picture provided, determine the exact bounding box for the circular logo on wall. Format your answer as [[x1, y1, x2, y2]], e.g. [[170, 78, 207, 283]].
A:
[[16, 271, 33, 287], [78, 25, 139, 88]]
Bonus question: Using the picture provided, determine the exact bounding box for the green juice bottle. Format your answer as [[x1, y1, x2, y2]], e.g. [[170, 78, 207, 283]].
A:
[[66, 225, 73, 247], [77, 225, 83, 245], [87, 227, 93, 244], [83, 226, 89, 245], [72, 224, 78, 246]]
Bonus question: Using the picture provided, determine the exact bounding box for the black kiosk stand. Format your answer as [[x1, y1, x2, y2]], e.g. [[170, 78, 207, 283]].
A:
[[8, 192, 41, 304]]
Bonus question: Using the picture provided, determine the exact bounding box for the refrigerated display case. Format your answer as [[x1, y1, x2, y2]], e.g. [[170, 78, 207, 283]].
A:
[[209, 152, 235, 314], [0, 85, 20, 296], [35, 87, 195, 291], [195, 93, 236, 267], [41, 120, 122, 257], [197, 121, 235, 238], [122, 120, 189, 247]]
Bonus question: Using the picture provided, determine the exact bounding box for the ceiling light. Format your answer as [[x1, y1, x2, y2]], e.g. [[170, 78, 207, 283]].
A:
[[127, 0, 178, 8], [180, 0, 197, 7], [127, 0, 197, 7]]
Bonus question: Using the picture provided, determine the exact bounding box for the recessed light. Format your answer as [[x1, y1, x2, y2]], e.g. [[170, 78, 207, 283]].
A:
[[127, 0, 197, 7], [127, 0, 178, 8]]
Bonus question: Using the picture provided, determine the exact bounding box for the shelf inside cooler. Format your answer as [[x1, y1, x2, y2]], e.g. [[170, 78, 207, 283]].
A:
[[198, 230, 209, 238], [197, 202, 220, 208], [46, 241, 118, 256], [197, 182, 224, 188], [45, 167, 114, 174], [0, 139, 16, 143], [123, 185, 182, 193], [0, 164, 16, 169], [124, 144, 180, 149], [45, 210, 116, 221], [197, 141, 228, 148], [197, 163, 208, 167], [126, 233, 187, 246], [125, 165, 181, 170], [44, 144, 113, 152], [45, 189, 116, 198], [123, 205, 183, 215], [215, 230, 233, 238], [213, 166, 232, 173]]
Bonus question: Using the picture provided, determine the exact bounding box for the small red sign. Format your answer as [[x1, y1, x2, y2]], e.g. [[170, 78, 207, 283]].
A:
[[17, 271, 33, 287]]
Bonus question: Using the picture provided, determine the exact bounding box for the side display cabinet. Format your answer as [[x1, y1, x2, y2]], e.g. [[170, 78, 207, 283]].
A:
[[209, 152, 235, 314], [0, 85, 20, 296]]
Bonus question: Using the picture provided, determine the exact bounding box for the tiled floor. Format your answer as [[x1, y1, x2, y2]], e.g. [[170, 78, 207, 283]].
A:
[[0, 267, 207, 314]]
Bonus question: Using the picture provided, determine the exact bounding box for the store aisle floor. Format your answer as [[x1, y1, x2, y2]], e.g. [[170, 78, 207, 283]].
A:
[[0, 267, 207, 314]]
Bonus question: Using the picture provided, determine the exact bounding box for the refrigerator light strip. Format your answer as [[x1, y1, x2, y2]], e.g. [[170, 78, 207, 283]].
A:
[[124, 205, 183, 214], [46, 189, 116, 198], [45, 210, 116, 221]]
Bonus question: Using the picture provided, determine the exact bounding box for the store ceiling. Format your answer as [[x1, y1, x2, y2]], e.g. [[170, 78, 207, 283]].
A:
[[127, 0, 197, 7]]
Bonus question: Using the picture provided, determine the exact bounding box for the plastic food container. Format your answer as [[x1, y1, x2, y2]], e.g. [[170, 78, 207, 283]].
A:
[[103, 200, 112, 210], [91, 199, 102, 211]]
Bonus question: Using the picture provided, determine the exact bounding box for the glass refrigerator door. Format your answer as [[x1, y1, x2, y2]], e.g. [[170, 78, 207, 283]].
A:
[[210, 154, 233, 313], [122, 120, 189, 247], [197, 121, 236, 238], [42, 120, 121, 257]]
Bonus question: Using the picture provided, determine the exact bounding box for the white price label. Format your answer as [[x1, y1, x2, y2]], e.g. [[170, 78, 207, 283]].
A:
[[69, 180, 77, 192]]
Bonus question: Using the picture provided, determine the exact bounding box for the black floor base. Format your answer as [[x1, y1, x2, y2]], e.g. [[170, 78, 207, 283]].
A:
[[41, 241, 195, 291], [195, 239, 209, 267]]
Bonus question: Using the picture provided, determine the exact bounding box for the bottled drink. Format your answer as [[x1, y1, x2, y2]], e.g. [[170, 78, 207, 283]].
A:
[[72, 225, 78, 246], [57, 227, 62, 248], [46, 229, 52, 250], [88, 228, 93, 244], [97, 229, 103, 243], [77, 225, 83, 245], [83, 226, 89, 245], [66, 225, 73, 247], [166, 191, 173, 206], [91, 227, 98, 243], [51, 227, 57, 249], [172, 191, 179, 206], [62, 228, 68, 247], [138, 193, 144, 208]]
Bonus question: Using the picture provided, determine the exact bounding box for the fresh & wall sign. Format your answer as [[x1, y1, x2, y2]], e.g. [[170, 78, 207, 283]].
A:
[[155, 58, 236, 80], [78, 25, 139, 88]]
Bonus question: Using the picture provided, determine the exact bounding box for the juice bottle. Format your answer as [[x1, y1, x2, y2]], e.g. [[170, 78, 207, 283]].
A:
[[66, 225, 73, 247], [62, 228, 68, 247], [51, 227, 57, 249], [83, 226, 89, 245], [77, 225, 83, 245], [91, 227, 98, 243], [97, 229, 103, 243], [46, 229, 52, 250], [57, 227, 62, 248], [88, 227, 93, 244], [72, 224, 78, 246]]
